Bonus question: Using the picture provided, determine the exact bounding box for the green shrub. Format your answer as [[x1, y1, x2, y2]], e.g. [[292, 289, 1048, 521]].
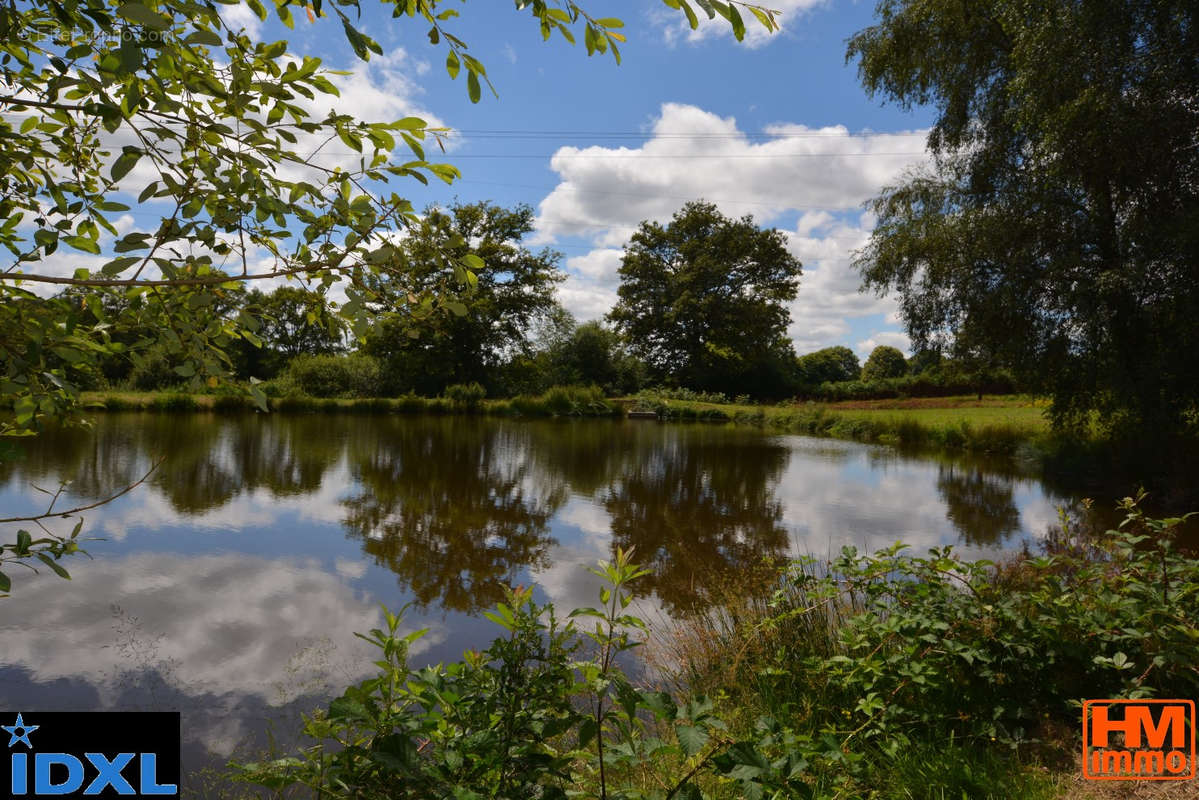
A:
[[285, 353, 381, 398], [510, 385, 616, 417], [805, 370, 1018, 402], [234, 550, 761, 800], [639, 386, 730, 404], [98, 394, 138, 411], [128, 352, 180, 391], [395, 392, 427, 413], [151, 392, 197, 412], [677, 495, 1199, 757], [444, 382, 486, 410], [211, 394, 252, 413]]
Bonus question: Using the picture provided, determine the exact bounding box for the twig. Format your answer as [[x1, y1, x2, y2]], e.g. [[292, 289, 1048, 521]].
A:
[[0, 455, 165, 524]]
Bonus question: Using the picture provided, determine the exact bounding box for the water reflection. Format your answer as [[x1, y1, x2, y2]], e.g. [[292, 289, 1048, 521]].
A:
[[341, 418, 565, 612], [602, 427, 791, 613], [936, 464, 1021, 546], [1, 412, 1083, 773]]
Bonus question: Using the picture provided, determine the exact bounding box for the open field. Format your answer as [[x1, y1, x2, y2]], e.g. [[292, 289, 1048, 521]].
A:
[[821, 394, 1050, 430]]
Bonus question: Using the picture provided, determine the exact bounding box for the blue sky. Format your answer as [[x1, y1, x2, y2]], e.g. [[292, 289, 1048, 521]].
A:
[[218, 2, 937, 356]]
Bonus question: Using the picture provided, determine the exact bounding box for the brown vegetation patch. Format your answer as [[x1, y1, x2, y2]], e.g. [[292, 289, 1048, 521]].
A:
[[1058, 754, 1197, 799]]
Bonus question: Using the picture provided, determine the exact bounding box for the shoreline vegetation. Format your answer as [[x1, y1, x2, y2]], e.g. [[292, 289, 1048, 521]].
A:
[[73, 386, 1199, 504], [234, 499, 1199, 800], [81, 387, 1052, 454]]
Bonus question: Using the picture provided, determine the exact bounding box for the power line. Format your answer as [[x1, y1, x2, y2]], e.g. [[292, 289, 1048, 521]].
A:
[[300, 150, 928, 159], [453, 177, 867, 212], [440, 129, 929, 140]]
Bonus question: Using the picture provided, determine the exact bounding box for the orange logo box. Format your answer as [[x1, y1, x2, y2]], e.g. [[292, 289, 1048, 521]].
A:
[[1083, 699, 1196, 781]]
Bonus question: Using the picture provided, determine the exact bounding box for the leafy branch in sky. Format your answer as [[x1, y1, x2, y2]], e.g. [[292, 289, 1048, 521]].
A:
[[0, 0, 778, 435]]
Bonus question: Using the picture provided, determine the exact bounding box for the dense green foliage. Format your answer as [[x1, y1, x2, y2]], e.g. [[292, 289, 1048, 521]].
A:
[[806, 368, 1017, 402], [240, 499, 1197, 798], [237, 551, 749, 800], [233, 288, 347, 379], [859, 345, 906, 382], [608, 202, 802, 398], [796, 346, 860, 386], [530, 318, 646, 397], [362, 202, 564, 396], [849, 0, 1199, 438], [284, 352, 382, 398]]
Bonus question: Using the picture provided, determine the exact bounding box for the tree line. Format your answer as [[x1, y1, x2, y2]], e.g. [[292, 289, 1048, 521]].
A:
[[2, 0, 1194, 444], [20, 199, 1016, 404]]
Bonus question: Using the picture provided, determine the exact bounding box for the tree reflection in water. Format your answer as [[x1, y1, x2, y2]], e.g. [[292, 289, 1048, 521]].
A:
[[602, 426, 791, 613], [341, 418, 565, 613], [1, 414, 1066, 617], [936, 464, 1021, 546]]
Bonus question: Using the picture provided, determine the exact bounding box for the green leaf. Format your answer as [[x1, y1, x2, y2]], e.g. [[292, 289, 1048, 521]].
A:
[[117, 3, 171, 30], [394, 117, 426, 131], [578, 717, 598, 749], [466, 70, 481, 103], [111, 149, 142, 182], [676, 724, 708, 757], [101, 256, 140, 276], [446, 50, 460, 79], [727, 3, 745, 40], [36, 553, 71, 580], [34, 229, 59, 251], [186, 28, 223, 47], [680, 0, 699, 29], [63, 235, 100, 254], [0, 571, 9, 593]]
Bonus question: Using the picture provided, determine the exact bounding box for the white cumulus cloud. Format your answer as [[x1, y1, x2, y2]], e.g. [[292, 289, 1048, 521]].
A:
[[538, 103, 929, 348]]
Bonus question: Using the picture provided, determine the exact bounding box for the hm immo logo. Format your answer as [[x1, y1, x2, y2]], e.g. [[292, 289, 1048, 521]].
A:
[[1083, 699, 1196, 781], [2, 712, 179, 797]]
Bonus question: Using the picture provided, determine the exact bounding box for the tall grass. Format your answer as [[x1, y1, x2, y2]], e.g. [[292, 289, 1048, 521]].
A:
[[646, 498, 1199, 797], [87, 385, 621, 418]]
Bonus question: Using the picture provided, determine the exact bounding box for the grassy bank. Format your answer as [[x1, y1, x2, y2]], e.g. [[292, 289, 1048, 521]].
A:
[[83, 390, 1051, 451], [81, 385, 623, 418], [626, 393, 1054, 456]]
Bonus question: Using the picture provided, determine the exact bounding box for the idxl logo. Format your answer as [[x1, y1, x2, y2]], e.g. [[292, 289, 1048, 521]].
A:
[[2, 713, 179, 798]]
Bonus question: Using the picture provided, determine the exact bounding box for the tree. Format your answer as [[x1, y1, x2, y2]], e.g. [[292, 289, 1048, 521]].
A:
[[362, 201, 563, 396], [860, 345, 907, 382], [907, 348, 942, 376], [541, 319, 644, 395], [848, 0, 1199, 436], [233, 287, 347, 379], [608, 201, 802, 397], [796, 346, 861, 385], [0, 0, 778, 436]]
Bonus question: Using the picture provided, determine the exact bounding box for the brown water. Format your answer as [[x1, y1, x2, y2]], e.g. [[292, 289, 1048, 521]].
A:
[[0, 413, 1084, 776]]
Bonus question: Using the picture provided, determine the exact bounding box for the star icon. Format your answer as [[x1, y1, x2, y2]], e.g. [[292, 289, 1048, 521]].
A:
[[3, 713, 38, 748]]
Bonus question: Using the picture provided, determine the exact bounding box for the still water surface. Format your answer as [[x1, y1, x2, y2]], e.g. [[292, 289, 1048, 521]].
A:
[[0, 413, 1077, 774]]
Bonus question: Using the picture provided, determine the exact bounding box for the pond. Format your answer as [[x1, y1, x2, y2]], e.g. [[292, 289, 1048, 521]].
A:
[[0, 412, 1081, 778]]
